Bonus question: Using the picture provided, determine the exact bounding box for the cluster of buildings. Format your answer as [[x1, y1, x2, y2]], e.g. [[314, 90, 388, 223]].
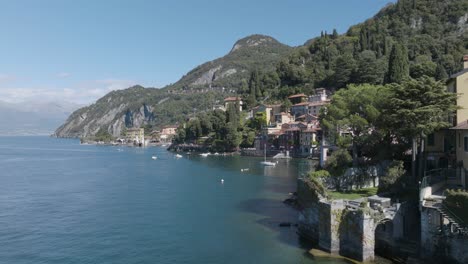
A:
[[119, 125, 179, 146], [250, 88, 330, 157]]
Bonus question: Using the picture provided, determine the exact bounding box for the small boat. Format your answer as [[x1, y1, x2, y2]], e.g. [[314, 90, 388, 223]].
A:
[[241, 168, 249, 172], [221, 179, 224, 184], [260, 144, 276, 166], [175, 154, 183, 158], [261, 161, 276, 166], [161, 144, 167, 147], [151, 156, 157, 160], [214, 152, 220, 156], [200, 153, 210, 157]]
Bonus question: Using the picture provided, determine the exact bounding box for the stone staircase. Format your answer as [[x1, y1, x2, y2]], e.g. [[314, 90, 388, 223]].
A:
[[424, 200, 468, 236]]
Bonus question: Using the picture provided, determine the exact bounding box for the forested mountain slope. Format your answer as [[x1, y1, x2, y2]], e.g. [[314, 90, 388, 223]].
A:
[[55, 0, 468, 138]]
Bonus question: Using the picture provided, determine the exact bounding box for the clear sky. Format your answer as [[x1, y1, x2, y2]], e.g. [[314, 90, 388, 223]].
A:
[[0, 0, 395, 104]]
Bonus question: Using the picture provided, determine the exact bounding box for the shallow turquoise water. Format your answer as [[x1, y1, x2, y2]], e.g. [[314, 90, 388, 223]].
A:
[[0, 137, 347, 264]]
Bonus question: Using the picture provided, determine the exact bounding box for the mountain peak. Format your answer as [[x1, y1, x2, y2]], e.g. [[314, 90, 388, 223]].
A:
[[230, 34, 281, 53]]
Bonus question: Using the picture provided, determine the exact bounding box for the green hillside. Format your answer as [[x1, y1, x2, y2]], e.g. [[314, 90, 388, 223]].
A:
[[55, 0, 468, 138], [275, 0, 468, 92]]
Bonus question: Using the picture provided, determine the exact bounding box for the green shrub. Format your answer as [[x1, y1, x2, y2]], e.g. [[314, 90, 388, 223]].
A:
[[308, 170, 330, 180], [305, 176, 328, 199], [379, 160, 406, 193]]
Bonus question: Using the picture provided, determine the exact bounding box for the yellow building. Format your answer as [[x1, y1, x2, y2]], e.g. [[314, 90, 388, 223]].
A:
[[126, 128, 144, 145], [425, 56, 468, 189], [253, 104, 282, 126], [160, 125, 178, 142], [448, 55, 468, 124]]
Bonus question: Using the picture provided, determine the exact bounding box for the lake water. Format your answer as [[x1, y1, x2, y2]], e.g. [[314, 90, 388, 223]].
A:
[[0, 137, 348, 264]]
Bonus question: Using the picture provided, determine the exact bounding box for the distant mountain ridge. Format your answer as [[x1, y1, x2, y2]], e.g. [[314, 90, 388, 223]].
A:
[[0, 100, 81, 135], [56, 0, 468, 138]]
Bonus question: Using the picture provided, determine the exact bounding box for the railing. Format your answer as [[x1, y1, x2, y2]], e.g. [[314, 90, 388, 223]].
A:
[[420, 168, 458, 201], [441, 203, 467, 228], [421, 168, 458, 187]]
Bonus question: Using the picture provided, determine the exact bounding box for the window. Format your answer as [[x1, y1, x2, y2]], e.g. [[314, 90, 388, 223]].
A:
[[464, 136, 468, 152], [427, 133, 435, 146]]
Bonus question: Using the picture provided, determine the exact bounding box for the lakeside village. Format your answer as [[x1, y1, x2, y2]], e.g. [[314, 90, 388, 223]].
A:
[[82, 57, 468, 264], [84, 89, 329, 160]]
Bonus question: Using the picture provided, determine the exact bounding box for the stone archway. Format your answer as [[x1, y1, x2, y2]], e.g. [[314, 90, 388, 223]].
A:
[[374, 218, 394, 258]]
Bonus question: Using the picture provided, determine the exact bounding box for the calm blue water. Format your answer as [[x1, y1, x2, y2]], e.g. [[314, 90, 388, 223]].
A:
[[0, 137, 347, 264]]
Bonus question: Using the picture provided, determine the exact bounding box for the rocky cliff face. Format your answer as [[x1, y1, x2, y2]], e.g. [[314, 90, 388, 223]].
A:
[[54, 86, 159, 138], [167, 34, 292, 90]]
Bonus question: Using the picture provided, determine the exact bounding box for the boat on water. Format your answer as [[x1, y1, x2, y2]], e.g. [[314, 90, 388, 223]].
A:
[[200, 153, 210, 157], [261, 161, 276, 166], [151, 156, 157, 160], [175, 154, 183, 158], [260, 144, 276, 166]]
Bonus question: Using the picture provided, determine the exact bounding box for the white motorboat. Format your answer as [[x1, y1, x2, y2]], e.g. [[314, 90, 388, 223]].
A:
[[175, 154, 183, 158], [260, 161, 276, 166], [260, 144, 276, 166], [200, 153, 210, 157], [151, 156, 157, 160]]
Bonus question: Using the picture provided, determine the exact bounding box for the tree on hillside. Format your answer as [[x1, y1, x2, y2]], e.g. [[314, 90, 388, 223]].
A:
[[384, 76, 457, 180], [333, 54, 357, 88], [387, 43, 409, 83], [321, 84, 390, 166], [409, 55, 437, 79], [332, 28, 339, 39], [434, 63, 448, 81], [354, 50, 386, 85]]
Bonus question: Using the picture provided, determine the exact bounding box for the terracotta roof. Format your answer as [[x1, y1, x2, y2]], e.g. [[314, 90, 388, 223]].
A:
[[451, 120, 468, 130], [288, 93, 307, 99], [224, 97, 241, 102], [292, 101, 329, 107]]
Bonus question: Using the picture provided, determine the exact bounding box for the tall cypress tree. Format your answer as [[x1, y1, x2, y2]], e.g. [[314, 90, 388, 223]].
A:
[[360, 28, 368, 51], [434, 63, 448, 81], [387, 43, 409, 83], [332, 28, 338, 39]]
